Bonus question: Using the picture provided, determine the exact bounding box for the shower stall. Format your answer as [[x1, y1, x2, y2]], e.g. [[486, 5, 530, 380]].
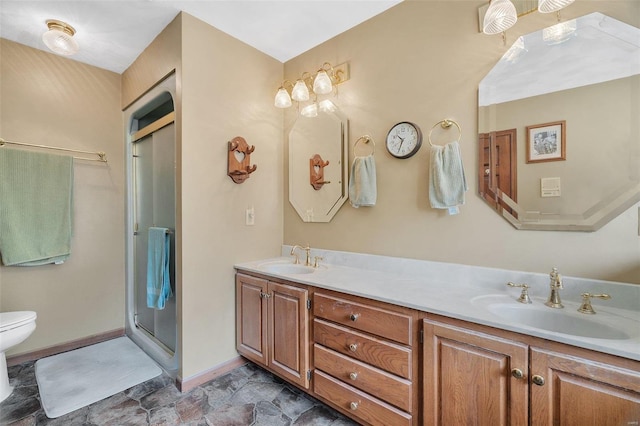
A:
[[124, 73, 178, 375]]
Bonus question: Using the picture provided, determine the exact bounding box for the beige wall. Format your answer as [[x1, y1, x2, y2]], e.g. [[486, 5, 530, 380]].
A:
[[283, 0, 640, 284], [0, 39, 124, 355], [179, 13, 283, 379], [121, 13, 283, 379]]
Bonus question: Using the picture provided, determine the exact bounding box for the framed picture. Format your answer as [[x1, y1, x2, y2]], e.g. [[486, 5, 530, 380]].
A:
[[526, 121, 566, 163]]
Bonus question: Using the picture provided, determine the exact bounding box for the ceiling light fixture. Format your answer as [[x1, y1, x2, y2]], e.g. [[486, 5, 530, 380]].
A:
[[42, 19, 79, 56], [274, 62, 349, 114]]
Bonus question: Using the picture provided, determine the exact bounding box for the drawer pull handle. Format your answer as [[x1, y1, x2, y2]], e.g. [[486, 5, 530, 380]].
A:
[[349, 372, 358, 380], [350, 401, 359, 411], [511, 368, 524, 379], [349, 343, 358, 352], [350, 313, 360, 322], [532, 375, 545, 386]]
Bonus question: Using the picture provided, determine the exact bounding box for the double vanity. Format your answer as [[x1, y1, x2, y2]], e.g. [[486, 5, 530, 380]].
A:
[[235, 247, 640, 426]]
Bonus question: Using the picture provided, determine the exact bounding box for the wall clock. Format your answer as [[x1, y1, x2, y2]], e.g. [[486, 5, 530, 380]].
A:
[[385, 121, 422, 159]]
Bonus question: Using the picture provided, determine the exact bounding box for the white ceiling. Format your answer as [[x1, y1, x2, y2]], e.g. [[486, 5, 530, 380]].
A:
[[0, 0, 402, 74]]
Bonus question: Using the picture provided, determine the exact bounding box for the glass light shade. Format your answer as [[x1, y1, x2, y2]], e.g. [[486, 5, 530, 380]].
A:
[[274, 87, 292, 108], [538, 0, 575, 13], [301, 103, 318, 118], [483, 0, 518, 35], [313, 71, 333, 95], [318, 99, 337, 113], [42, 20, 79, 56], [291, 80, 310, 102]]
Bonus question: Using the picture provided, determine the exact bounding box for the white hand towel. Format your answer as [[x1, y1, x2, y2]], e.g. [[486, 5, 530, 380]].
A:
[[429, 141, 468, 213], [349, 155, 377, 208]]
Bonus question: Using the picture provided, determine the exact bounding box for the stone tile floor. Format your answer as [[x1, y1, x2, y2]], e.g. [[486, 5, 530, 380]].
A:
[[0, 360, 358, 426]]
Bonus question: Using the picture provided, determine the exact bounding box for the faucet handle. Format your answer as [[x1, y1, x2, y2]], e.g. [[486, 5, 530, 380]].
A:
[[507, 282, 532, 304], [578, 293, 611, 315], [313, 256, 323, 268]]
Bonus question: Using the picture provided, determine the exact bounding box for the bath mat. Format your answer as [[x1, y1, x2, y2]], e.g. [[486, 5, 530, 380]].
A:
[[35, 336, 162, 418]]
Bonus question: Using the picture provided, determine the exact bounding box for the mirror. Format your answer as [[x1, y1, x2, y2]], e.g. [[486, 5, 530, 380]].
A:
[[289, 109, 349, 222], [478, 13, 640, 231]]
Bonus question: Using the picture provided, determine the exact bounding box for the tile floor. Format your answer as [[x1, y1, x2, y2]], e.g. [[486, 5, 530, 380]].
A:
[[0, 360, 358, 426]]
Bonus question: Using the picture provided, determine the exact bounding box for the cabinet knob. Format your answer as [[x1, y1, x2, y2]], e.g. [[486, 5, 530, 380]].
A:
[[349, 343, 358, 352], [532, 375, 545, 386], [511, 368, 524, 379], [349, 372, 358, 380], [350, 401, 359, 411], [350, 313, 360, 322]]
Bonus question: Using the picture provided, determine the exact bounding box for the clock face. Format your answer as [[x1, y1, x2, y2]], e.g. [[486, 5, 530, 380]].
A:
[[386, 122, 422, 159]]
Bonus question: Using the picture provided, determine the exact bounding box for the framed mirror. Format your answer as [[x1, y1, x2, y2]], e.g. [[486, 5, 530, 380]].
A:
[[289, 109, 349, 222], [478, 13, 640, 231]]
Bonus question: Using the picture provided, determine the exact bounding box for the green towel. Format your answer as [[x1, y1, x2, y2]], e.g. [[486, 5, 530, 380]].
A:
[[0, 148, 74, 266]]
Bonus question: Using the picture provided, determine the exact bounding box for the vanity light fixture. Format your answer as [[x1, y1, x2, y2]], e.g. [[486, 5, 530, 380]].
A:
[[481, 0, 575, 43], [42, 19, 79, 56], [274, 62, 349, 111], [482, 0, 518, 36], [538, 0, 575, 14]]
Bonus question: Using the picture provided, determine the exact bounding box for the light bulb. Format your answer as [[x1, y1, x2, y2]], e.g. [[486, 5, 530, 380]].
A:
[[291, 80, 310, 102], [313, 71, 333, 95], [483, 0, 518, 35], [274, 87, 292, 108]]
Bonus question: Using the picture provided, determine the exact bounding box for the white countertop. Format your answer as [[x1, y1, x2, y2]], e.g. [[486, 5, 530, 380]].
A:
[[235, 247, 640, 362]]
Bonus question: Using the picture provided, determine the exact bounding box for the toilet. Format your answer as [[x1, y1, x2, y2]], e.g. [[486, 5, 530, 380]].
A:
[[0, 311, 37, 402]]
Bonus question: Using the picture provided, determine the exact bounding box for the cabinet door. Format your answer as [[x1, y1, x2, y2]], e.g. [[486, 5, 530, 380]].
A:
[[268, 282, 310, 389], [236, 274, 268, 366], [423, 319, 528, 426], [530, 347, 640, 426]]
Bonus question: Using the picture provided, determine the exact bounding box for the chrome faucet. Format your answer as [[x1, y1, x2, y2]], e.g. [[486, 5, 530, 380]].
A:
[[545, 267, 563, 308], [290, 245, 311, 266]]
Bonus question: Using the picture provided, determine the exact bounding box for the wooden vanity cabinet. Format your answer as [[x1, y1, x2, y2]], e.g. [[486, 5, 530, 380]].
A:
[[312, 291, 419, 426], [423, 316, 640, 426], [236, 273, 310, 389]]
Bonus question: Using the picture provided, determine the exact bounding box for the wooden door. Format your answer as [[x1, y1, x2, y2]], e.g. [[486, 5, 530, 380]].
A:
[[268, 282, 310, 388], [530, 347, 640, 426], [236, 273, 268, 366], [479, 130, 517, 216], [423, 319, 528, 426]]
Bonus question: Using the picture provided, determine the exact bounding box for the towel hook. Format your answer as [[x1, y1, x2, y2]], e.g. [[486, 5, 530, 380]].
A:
[[354, 135, 375, 156], [428, 119, 461, 147]]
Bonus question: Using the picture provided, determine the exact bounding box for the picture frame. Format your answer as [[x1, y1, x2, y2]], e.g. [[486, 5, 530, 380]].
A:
[[526, 120, 566, 163]]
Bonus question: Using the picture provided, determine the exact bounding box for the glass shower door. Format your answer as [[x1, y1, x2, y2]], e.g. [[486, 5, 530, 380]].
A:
[[132, 122, 176, 353]]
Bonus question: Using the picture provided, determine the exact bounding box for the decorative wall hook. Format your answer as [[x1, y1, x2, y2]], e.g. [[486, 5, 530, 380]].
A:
[[227, 136, 256, 184], [310, 153, 331, 190]]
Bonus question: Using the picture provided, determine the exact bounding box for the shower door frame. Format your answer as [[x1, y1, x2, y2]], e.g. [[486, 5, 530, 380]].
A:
[[124, 72, 179, 376]]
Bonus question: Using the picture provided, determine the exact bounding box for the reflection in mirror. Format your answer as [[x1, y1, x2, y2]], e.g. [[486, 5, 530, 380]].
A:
[[478, 13, 640, 231], [289, 109, 348, 222]]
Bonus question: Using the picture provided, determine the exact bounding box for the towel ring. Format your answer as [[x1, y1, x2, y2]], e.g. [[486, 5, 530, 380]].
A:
[[428, 119, 461, 146], [354, 135, 375, 156]]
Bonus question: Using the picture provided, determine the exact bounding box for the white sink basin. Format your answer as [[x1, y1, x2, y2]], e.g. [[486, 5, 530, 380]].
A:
[[258, 262, 315, 275], [472, 294, 636, 340]]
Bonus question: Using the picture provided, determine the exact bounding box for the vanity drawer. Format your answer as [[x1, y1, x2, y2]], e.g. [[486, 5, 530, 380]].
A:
[[314, 293, 412, 345], [314, 370, 412, 426], [314, 344, 412, 412], [314, 319, 411, 379]]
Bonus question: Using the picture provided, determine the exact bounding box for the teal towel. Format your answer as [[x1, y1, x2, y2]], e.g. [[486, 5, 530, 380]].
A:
[[349, 155, 377, 208], [429, 142, 468, 212], [146, 227, 172, 310], [0, 149, 73, 266]]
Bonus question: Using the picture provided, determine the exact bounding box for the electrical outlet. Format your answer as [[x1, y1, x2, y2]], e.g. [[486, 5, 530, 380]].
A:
[[246, 207, 255, 226]]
